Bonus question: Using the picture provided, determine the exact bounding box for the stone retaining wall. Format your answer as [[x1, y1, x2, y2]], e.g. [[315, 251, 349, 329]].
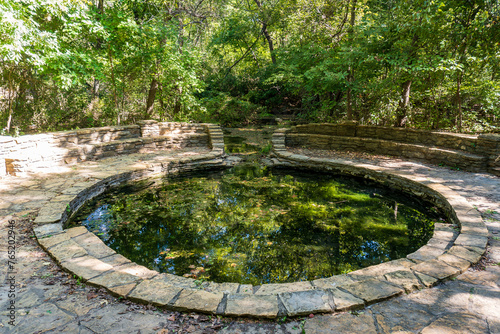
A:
[[0, 121, 211, 177], [285, 123, 500, 174]]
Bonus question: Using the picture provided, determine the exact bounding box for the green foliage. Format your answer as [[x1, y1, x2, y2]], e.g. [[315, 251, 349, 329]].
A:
[[1, 0, 498, 132], [201, 92, 269, 127], [260, 142, 273, 155]]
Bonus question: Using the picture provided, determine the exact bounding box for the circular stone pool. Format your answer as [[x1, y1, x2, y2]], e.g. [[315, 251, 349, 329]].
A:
[[69, 164, 444, 285]]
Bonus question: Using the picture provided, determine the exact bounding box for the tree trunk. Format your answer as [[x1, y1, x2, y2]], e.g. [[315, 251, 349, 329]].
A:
[[394, 202, 398, 222], [456, 71, 463, 131], [346, 88, 353, 120], [178, 17, 184, 52], [262, 22, 276, 64], [86, 78, 100, 116], [6, 69, 14, 133], [346, 0, 357, 120], [107, 48, 120, 124], [92, 78, 100, 100], [170, 17, 185, 116], [98, 0, 104, 14], [173, 86, 183, 115], [253, 0, 276, 64], [395, 29, 419, 127], [158, 82, 165, 119], [146, 78, 158, 116], [395, 80, 411, 127]]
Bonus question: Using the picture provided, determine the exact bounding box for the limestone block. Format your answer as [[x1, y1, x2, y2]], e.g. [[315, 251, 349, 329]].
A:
[[88, 270, 141, 289], [341, 279, 404, 304], [34, 223, 63, 238], [454, 234, 488, 250], [383, 270, 422, 292], [72, 232, 116, 259], [437, 253, 471, 273], [225, 294, 279, 318], [204, 282, 239, 294], [312, 275, 356, 289], [279, 289, 333, 316], [446, 245, 484, 264], [49, 239, 88, 264], [349, 259, 415, 280], [255, 281, 314, 295], [407, 245, 446, 262], [62, 255, 114, 281], [237, 284, 253, 294], [37, 232, 70, 250], [128, 279, 181, 306], [411, 259, 460, 280], [330, 287, 365, 311], [172, 290, 223, 314]]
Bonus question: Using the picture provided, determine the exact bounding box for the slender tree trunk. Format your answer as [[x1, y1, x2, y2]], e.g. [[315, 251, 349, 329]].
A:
[[394, 202, 398, 222], [6, 111, 12, 133], [395, 29, 419, 127], [158, 82, 165, 119], [456, 71, 463, 131], [101, 0, 121, 124], [346, 0, 357, 120], [86, 78, 100, 117], [262, 22, 276, 64], [92, 78, 100, 100], [346, 88, 353, 120], [174, 86, 183, 115], [455, 40, 468, 132], [253, 0, 276, 64], [98, 0, 103, 14], [88, 5, 104, 126], [224, 36, 261, 80], [107, 48, 120, 124], [172, 17, 184, 115], [146, 78, 158, 116], [6, 69, 14, 132], [178, 17, 184, 52], [395, 80, 412, 127]]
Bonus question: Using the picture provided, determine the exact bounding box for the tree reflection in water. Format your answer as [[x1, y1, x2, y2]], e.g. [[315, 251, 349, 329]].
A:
[[70, 164, 442, 285]]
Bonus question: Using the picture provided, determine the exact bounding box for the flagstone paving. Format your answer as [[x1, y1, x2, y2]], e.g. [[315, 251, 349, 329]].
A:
[[1, 135, 499, 332]]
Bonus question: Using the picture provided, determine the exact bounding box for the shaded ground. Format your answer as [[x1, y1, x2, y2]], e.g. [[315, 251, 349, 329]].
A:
[[223, 126, 275, 149], [1, 129, 499, 333]]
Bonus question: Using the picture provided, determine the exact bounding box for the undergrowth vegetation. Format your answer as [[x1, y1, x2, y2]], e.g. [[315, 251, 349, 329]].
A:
[[1, 0, 499, 133]]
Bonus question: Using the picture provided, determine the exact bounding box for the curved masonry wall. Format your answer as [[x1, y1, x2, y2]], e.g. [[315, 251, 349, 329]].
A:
[[33, 125, 488, 318], [0, 121, 211, 177], [286, 123, 500, 175]]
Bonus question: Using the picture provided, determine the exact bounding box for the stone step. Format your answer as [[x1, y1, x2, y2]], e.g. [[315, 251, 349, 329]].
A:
[[489, 167, 500, 176]]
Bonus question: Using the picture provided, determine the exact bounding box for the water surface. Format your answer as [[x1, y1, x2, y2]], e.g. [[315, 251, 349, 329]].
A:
[[70, 164, 441, 285]]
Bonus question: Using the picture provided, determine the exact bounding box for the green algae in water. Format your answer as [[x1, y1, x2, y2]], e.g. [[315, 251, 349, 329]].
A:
[[224, 135, 260, 154], [70, 165, 440, 285]]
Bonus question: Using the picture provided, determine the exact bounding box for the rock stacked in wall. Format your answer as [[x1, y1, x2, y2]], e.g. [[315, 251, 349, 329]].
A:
[[0, 121, 212, 177], [285, 123, 500, 175]]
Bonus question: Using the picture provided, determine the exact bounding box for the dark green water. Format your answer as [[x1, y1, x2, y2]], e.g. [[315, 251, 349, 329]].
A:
[[224, 135, 260, 154], [70, 164, 441, 285]]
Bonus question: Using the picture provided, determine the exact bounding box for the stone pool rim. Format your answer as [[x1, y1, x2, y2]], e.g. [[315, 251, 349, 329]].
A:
[[33, 125, 489, 318], [74, 163, 445, 285]]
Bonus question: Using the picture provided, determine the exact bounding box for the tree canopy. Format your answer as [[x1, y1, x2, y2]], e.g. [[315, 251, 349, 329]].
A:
[[1, 0, 499, 133]]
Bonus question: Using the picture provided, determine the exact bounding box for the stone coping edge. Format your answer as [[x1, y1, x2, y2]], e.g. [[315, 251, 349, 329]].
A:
[[33, 125, 488, 319]]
